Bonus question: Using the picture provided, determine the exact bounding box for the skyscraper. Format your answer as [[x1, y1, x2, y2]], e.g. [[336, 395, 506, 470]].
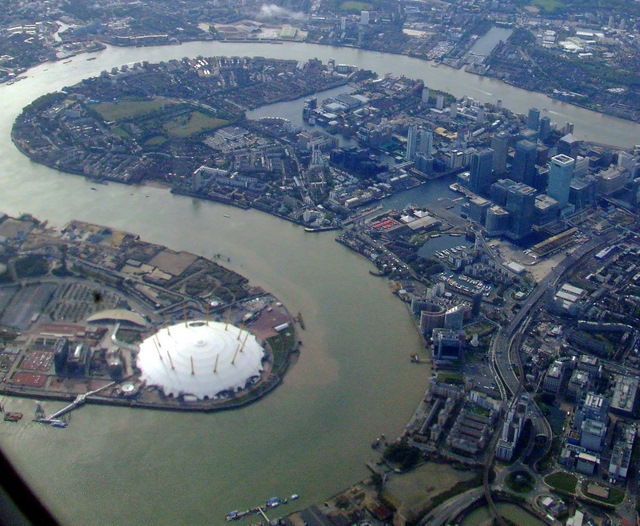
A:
[[548, 154, 575, 207], [539, 116, 551, 141], [505, 182, 537, 239], [512, 140, 537, 186], [419, 129, 433, 156], [406, 124, 418, 160], [469, 148, 494, 194], [527, 107, 540, 130], [491, 132, 509, 175]]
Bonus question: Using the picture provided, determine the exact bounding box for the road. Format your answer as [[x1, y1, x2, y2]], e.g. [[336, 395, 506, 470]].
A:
[[419, 487, 485, 526], [482, 232, 621, 524], [492, 234, 618, 401]]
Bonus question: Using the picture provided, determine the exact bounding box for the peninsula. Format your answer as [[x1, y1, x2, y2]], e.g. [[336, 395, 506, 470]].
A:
[[0, 214, 299, 414]]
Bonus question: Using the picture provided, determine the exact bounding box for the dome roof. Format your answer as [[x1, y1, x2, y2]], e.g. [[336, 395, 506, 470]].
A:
[[137, 321, 265, 399]]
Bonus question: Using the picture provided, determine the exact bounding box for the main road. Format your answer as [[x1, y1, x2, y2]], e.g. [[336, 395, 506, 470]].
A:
[[492, 232, 622, 402], [488, 230, 624, 474]]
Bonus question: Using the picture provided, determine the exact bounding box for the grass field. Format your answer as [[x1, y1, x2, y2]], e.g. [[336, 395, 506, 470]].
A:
[[544, 471, 577, 494], [340, 1, 373, 11], [163, 111, 229, 138], [505, 470, 535, 493], [266, 330, 296, 376], [582, 481, 625, 505], [110, 125, 130, 139], [92, 98, 177, 122], [526, 0, 563, 11], [145, 136, 167, 146]]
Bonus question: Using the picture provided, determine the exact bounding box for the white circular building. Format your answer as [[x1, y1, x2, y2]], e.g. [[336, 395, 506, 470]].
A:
[[136, 320, 265, 400]]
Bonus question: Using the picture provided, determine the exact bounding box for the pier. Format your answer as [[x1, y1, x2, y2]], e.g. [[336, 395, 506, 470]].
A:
[[35, 381, 116, 424]]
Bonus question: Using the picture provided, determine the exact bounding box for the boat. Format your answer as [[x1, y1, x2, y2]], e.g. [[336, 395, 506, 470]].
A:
[[431, 234, 441, 238], [226, 510, 250, 521], [223, 214, 230, 218], [266, 497, 280, 508], [91, 187, 97, 191], [86, 57, 97, 61], [290, 494, 299, 501], [50, 420, 67, 428], [63, 60, 72, 64], [3, 412, 23, 422]]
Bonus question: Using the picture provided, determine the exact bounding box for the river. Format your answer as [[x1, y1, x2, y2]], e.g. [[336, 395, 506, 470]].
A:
[[0, 40, 636, 526]]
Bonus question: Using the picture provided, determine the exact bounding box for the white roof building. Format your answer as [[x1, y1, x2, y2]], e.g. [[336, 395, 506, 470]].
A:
[[137, 321, 265, 399]]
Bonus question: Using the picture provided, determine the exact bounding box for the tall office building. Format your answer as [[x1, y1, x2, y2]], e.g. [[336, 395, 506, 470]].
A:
[[485, 205, 510, 236], [505, 182, 537, 239], [491, 132, 509, 174], [512, 140, 537, 186], [418, 129, 433, 156], [406, 124, 418, 160], [414, 153, 433, 175], [548, 154, 575, 207], [469, 148, 494, 194], [527, 107, 540, 130], [539, 116, 551, 141]]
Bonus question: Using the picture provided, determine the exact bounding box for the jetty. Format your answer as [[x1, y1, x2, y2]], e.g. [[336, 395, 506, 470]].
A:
[[35, 381, 116, 425]]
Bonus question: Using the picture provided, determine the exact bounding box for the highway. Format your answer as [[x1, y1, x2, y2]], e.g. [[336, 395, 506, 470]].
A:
[[419, 487, 485, 526], [492, 234, 619, 402]]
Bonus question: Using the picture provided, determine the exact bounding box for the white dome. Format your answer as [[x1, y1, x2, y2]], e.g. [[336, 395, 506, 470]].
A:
[[137, 321, 265, 399]]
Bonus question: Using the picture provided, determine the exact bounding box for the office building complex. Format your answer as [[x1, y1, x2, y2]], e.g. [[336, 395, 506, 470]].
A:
[[491, 132, 509, 174], [512, 140, 537, 186], [527, 107, 540, 130], [485, 205, 510, 236], [419, 129, 433, 157], [548, 154, 574, 207], [469, 148, 494, 194], [505, 181, 537, 239], [539, 116, 551, 141]]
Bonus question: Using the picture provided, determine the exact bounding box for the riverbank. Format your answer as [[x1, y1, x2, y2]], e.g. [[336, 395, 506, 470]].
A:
[[17, 28, 640, 127]]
